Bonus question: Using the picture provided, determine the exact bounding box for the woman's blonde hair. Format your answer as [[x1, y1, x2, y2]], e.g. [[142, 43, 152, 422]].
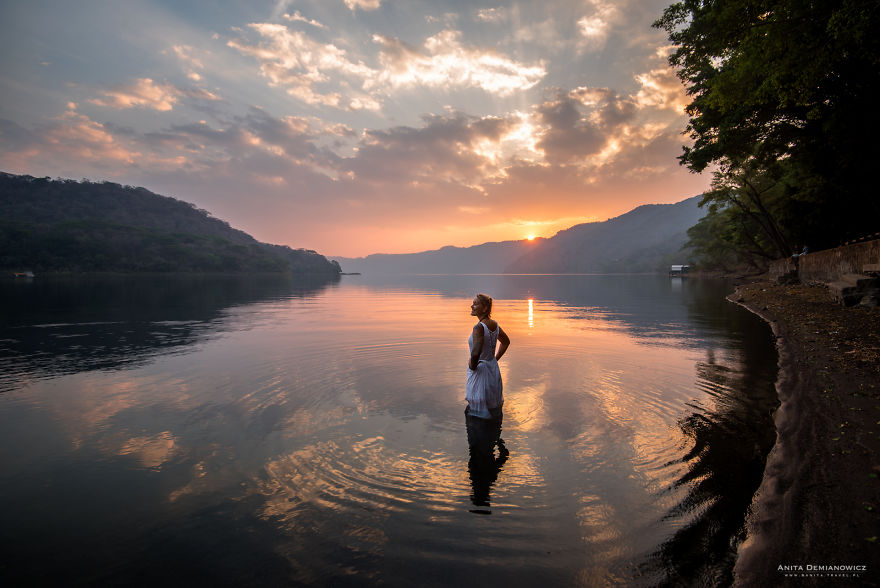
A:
[[475, 293, 493, 317]]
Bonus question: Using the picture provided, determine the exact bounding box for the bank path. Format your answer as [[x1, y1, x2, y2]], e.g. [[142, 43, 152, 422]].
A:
[[730, 282, 880, 586]]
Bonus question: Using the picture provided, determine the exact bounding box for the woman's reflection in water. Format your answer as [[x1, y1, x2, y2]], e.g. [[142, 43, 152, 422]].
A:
[[466, 407, 509, 515]]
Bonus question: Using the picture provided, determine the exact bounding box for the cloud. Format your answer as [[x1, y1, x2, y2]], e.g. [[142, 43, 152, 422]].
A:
[[343, 112, 517, 188], [227, 23, 376, 110], [0, 101, 351, 186], [425, 12, 460, 26], [535, 87, 639, 166], [475, 7, 507, 23], [634, 67, 688, 112], [0, 103, 144, 172], [577, 0, 621, 51], [90, 78, 182, 111], [4, 84, 684, 200], [138, 108, 349, 181], [577, 16, 609, 49], [373, 30, 546, 96], [171, 45, 212, 84], [282, 11, 326, 28], [172, 45, 204, 71], [512, 18, 565, 51], [344, 0, 382, 11], [229, 24, 546, 111], [89, 78, 220, 111], [7, 92, 680, 215], [334, 108, 554, 195]]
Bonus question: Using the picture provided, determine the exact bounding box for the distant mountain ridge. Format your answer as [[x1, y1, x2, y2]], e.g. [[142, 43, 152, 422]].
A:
[[0, 172, 340, 274], [336, 196, 704, 274], [335, 239, 540, 275], [507, 196, 705, 273]]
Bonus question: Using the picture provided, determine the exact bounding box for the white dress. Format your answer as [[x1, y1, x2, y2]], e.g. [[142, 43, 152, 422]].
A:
[[465, 321, 503, 419]]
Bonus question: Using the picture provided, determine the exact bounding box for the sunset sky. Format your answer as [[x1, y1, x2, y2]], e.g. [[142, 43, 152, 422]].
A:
[[0, 0, 711, 257]]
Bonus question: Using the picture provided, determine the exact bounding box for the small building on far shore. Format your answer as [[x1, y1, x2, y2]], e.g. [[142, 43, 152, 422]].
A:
[[669, 264, 690, 277]]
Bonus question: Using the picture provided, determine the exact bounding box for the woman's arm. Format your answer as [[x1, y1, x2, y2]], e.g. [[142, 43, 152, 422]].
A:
[[495, 327, 510, 361], [469, 324, 484, 370]]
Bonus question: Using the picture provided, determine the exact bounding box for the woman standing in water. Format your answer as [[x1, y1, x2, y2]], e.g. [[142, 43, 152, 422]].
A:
[[466, 293, 510, 419]]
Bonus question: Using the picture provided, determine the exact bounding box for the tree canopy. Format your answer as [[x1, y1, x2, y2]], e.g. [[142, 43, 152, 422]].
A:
[[655, 0, 880, 266]]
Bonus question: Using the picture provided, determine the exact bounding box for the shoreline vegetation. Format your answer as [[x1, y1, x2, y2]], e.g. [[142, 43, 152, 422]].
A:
[[728, 280, 879, 585]]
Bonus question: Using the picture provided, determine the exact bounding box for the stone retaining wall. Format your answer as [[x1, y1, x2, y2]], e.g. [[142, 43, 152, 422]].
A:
[[770, 239, 880, 283], [768, 257, 798, 282]]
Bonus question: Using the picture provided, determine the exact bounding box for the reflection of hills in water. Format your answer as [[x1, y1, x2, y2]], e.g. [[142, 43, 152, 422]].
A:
[[639, 287, 778, 587], [348, 273, 744, 345], [0, 274, 339, 390]]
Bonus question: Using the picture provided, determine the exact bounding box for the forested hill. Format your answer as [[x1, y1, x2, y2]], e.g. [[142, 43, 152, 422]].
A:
[[335, 196, 703, 274], [0, 173, 340, 274]]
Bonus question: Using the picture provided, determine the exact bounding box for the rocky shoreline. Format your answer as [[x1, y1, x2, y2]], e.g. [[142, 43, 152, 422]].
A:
[[728, 281, 880, 586]]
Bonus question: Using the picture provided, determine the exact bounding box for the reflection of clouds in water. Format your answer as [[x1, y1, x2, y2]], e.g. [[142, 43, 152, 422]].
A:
[[243, 430, 466, 577], [118, 431, 178, 469], [594, 368, 628, 425], [503, 382, 547, 432], [575, 493, 626, 562], [278, 405, 354, 437], [168, 444, 229, 502], [29, 374, 200, 454], [255, 434, 463, 526]]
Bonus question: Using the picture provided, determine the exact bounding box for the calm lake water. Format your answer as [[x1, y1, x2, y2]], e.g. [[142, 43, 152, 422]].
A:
[[0, 274, 778, 587]]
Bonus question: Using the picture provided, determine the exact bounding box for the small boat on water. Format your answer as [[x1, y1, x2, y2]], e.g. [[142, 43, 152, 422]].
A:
[[13, 270, 35, 278]]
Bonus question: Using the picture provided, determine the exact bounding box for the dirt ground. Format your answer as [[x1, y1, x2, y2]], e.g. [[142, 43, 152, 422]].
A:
[[728, 281, 880, 586]]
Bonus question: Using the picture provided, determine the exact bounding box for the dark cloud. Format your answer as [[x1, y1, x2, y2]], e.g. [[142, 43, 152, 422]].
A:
[[536, 94, 606, 164], [594, 94, 638, 128], [536, 87, 639, 165], [342, 111, 514, 185], [235, 108, 340, 163]]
